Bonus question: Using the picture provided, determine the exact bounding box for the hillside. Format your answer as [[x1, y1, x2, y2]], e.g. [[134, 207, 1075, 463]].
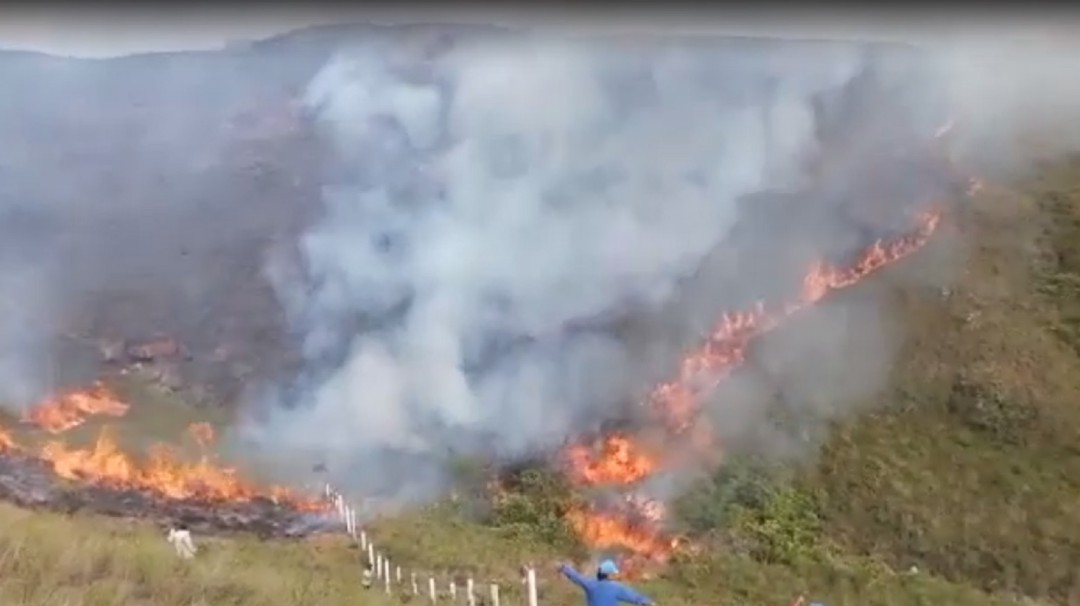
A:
[[2, 23, 1080, 606], [0, 154, 1073, 606], [355, 155, 1080, 606]]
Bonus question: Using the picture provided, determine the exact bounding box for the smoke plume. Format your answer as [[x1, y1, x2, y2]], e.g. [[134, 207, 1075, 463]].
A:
[[248, 34, 881, 500], [5, 20, 1078, 511]]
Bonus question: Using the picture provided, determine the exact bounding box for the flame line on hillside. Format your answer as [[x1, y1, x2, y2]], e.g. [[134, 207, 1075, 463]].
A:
[[561, 206, 946, 571], [1, 403, 326, 512], [21, 382, 129, 434]]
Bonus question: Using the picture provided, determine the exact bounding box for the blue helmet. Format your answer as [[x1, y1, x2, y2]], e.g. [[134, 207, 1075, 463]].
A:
[[597, 559, 619, 576]]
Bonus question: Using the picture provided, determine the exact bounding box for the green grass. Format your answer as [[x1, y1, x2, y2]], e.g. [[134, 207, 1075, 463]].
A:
[[5, 156, 1080, 604], [0, 501, 381, 606]]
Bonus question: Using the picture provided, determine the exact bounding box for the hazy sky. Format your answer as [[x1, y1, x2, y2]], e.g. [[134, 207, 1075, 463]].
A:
[[0, 7, 1076, 58]]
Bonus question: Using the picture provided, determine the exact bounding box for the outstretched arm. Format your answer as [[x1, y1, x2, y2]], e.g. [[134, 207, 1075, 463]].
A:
[[558, 564, 591, 589], [615, 584, 653, 606]]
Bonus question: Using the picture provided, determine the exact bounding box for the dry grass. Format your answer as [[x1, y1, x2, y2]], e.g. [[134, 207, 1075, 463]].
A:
[[0, 501, 381, 606]]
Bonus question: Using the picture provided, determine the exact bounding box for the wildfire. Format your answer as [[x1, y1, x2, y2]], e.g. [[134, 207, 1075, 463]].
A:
[[561, 207, 946, 566], [564, 501, 681, 572], [0, 424, 15, 451], [2, 391, 325, 513], [37, 423, 325, 510], [22, 383, 130, 434], [564, 434, 659, 486], [188, 422, 215, 449]]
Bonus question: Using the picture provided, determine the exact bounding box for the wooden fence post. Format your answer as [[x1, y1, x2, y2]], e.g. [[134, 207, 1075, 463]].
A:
[[375, 554, 383, 580], [360, 529, 368, 551], [367, 543, 375, 567], [412, 572, 419, 596], [429, 577, 437, 604], [450, 580, 457, 601], [383, 558, 391, 594], [466, 577, 475, 606], [489, 584, 500, 606], [526, 567, 538, 606]]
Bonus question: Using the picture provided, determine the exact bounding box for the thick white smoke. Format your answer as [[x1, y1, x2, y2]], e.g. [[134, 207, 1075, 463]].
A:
[[0, 266, 52, 408], [249, 35, 864, 499]]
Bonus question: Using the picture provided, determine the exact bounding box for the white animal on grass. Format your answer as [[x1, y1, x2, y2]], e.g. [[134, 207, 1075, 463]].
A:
[[167, 526, 197, 559]]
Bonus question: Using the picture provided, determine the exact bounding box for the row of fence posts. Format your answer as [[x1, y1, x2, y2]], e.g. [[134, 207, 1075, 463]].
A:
[[324, 484, 540, 606]]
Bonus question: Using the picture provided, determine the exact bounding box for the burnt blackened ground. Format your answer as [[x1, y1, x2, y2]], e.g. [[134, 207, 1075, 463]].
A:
[[0, 450, 335, 539]]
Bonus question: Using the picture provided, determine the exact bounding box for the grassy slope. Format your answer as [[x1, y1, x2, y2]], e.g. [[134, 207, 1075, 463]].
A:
[[3, 157, 1080, 605], [0, 501, 378, 606], [358, 158, 1080, 606]]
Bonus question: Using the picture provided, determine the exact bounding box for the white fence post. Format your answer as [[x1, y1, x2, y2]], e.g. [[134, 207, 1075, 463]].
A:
[[316, 485, 525, 606], [526, 567, 538, 606]]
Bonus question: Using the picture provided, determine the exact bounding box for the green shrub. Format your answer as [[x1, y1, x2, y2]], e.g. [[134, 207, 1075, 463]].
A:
[[487, 465, 582, 550], [732, 484, 824, 566], [673, 459, 774, 534], [674, 459, 823, 566]]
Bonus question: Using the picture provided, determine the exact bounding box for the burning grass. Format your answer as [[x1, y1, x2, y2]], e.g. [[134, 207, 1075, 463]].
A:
[[557, 207, 950, 572], [0, 378, 328, 541], [549, 117, 993, 575], [450, 154, 1075, 604]]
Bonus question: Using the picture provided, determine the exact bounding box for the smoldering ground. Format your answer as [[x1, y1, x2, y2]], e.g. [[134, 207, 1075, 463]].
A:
[[0, 48, 325, 410], [239, 32, 974, 503]]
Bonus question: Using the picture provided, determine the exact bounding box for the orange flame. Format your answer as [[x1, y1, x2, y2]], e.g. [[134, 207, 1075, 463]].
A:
[[22, 383, 129, 434], [564, 435, 658, 486], [647, 209, 942, 436], [0, 424, 15, 452], [564, 499, 681, 570], [3, 403, 325, 512], [187, 422, 215, 449], [38, 425, 325, 510], [561, 208, 945, 564]]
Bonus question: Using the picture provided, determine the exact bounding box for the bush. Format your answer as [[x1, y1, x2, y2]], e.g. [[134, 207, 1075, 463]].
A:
[[732, 484, 823, 566], [946, 376, 1037, 445], [673, 459, 774, 534], [487, 465, 582, 550], [674, 459, 823, 566]]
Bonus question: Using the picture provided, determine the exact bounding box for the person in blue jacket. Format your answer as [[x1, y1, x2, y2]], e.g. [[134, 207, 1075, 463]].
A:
[[557, 559, 654, 606]]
